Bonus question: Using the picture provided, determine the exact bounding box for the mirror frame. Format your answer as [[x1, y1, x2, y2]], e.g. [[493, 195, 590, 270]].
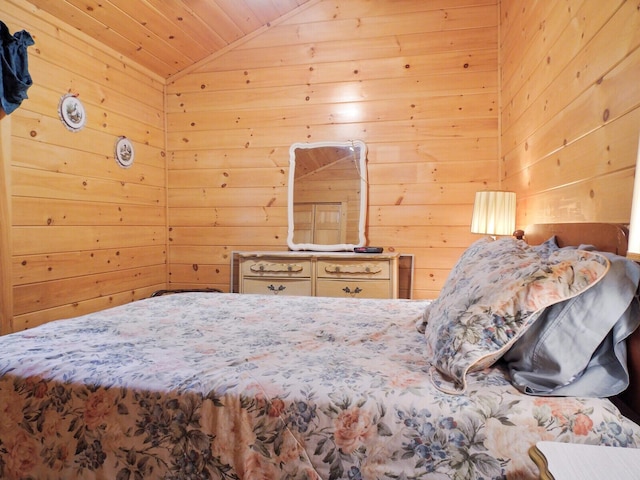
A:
[[287, 140, 368, 251]]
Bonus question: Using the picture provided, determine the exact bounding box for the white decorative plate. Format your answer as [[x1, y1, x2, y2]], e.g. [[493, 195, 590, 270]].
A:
[[58, 94, 86, 132], [114, 136, 135, 168]]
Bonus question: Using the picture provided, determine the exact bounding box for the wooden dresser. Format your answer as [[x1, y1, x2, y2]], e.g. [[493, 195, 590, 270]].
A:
[[237, 251, 400, 299]]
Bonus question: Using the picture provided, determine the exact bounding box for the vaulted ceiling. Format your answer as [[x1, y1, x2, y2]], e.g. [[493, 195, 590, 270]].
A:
[[25, 0, 312, 79]]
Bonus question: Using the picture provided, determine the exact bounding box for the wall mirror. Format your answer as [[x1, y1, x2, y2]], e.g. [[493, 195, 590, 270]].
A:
[[287, 140, 368, 251]]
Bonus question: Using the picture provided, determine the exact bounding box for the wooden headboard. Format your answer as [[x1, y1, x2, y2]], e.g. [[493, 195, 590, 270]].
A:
[[524, 223, 629, 255], [524, 223, 640, 424]]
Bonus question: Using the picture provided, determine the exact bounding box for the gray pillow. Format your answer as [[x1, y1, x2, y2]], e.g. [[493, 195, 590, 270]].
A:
[[504, 247, 640, 397]]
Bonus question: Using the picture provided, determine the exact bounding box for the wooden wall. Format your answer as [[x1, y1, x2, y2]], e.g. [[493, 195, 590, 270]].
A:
[[166, 0, 500, 299], [500, 1, 640, 226], [3, 0, 637, 331], [1, 1, 167, 332]]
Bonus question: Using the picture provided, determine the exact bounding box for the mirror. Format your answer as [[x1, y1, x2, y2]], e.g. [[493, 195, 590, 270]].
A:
[[287, 140, 368, 251]]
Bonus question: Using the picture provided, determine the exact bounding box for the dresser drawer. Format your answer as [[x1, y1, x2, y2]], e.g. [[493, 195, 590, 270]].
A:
[[242, 278, 312, 296], [241, 258, 311, 278], [236, 252, 400, 300], [316, 279, 392, 299], [317, 259, 390, 280]]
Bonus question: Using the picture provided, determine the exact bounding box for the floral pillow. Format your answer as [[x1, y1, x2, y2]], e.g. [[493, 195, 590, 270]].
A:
[[423, 237, 609, 394]]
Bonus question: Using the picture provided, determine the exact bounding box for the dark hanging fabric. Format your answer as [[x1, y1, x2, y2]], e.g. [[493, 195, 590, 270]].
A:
[[0, 21, 34, 115]]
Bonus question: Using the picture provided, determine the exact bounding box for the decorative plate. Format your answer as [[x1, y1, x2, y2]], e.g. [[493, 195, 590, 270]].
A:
[[114, 136, 135, 168], [58, 94, 86, 132]]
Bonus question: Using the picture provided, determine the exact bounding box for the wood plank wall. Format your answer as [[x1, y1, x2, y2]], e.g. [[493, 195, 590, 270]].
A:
[[1, 1, 167, 332], [166, 0, 500, 300], [4, 0, 634, 330], [0, 110, 12, 335], [500, 1, 640, 226]]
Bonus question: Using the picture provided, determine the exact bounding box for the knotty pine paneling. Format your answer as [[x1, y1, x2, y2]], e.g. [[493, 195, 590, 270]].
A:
[[169, 187, 287, 209], [172, 51, 498, 94], [500, 0, 581, 114], [13, 245, 167, 286], [1, 0, 634, 326], [12, 287, 161, 332], [167, 0, 500, 299], [25, 0, 312, 79], [168, 207, 287, 228], [13, 265, 166, 316], [169, 147, 291, 170], [193, 27, 498, 73], [503, 44, 640, 178], [1, 1, 167, 331], [504, 109, 640, 199], [500, 0, 640, 227], [252, 3, 498, 48], [0, 112, 11, 336]]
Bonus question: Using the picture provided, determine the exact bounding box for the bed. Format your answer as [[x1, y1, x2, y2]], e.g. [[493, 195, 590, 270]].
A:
[[1, 223, 640, 480]]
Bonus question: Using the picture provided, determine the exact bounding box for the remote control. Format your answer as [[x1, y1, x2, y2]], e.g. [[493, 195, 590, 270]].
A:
[[354, 247, 384, 253]]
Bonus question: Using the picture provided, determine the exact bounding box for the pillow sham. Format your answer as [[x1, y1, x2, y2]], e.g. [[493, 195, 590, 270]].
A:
[[414, 236, 563, 336], [423, 236, 609, 394], [505, 245, 640, 397]]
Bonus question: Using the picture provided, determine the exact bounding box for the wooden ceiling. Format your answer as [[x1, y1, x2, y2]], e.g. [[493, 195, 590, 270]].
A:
[[25, 0, 312, 79]]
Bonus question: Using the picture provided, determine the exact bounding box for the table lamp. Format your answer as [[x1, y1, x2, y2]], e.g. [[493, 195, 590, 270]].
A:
[[471, 191, 517, 238]]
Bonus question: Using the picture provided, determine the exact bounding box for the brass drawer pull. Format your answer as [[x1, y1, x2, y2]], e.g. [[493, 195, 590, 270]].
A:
[[267, 284, 286, 294], [324, 264, 382, 275], [342, 286, 363, 296], [250, 262, 303, 273]]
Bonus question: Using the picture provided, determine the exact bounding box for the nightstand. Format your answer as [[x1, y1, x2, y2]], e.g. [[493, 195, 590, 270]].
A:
[[529, 441, 640, 479]]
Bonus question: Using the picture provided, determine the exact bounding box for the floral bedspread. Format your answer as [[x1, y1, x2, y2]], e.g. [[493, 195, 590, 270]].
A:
[[1, 293, 639, 480]]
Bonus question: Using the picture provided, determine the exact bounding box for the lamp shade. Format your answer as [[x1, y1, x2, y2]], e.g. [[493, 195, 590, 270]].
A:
[[627, 135, 640, 260], [471, 191, 516, 236]]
